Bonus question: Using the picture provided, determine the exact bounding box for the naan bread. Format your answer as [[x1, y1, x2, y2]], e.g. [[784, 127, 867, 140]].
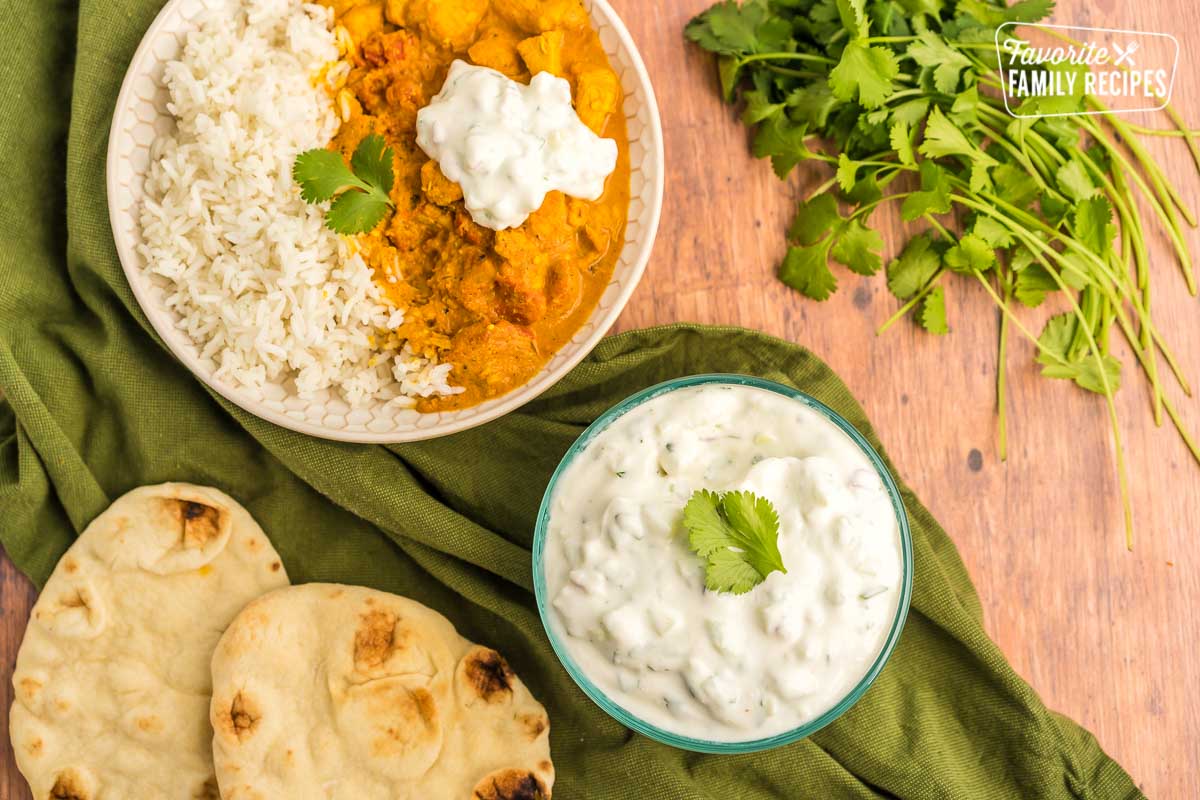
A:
[[9, 483, 290, 800], [210, 584, 554, 799]]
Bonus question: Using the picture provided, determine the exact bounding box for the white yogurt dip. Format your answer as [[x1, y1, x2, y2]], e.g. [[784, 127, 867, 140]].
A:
[[415, 60, 619, 231], [542, 383, 905, 742]]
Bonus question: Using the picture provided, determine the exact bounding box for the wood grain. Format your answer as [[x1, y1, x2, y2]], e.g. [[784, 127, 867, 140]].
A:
[[3, 0, 1199, 795]]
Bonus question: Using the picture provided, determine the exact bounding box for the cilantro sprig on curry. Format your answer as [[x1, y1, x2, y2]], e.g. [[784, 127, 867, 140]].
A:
[[312, 0, 631, 412]]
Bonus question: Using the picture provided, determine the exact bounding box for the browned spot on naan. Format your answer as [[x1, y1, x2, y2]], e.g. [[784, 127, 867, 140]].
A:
[[219, 692, 262, 742], [473, 769, 549, 800], [464, 648, 514, 702], [161, 498, 224, 549], [519, 712, 547, 741], [354, 610, 398, 669], [194, 778, 220, 800], [50, 770, 89, 800], [366, 684, 439, 760]]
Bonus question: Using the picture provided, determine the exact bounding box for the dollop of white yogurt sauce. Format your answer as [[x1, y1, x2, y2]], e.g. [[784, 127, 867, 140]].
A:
[[415, 60, 619, 231], [544, 384, 904, 742]]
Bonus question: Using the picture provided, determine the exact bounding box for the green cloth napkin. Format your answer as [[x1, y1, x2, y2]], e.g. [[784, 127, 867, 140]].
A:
[[0, 1, 1141, 798]]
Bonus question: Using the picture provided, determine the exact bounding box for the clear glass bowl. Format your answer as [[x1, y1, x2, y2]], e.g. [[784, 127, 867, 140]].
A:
[[532, 373, 914, 753]]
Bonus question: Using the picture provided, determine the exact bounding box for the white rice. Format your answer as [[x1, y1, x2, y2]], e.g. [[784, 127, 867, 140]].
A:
[[138, 0, 460, 408]]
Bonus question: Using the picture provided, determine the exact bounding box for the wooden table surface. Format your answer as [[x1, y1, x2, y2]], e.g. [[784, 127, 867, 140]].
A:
[[4, 0, 1200, 796]]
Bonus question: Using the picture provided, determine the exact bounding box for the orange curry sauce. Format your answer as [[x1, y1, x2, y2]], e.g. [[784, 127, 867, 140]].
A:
[[325, 0, 631, 411]]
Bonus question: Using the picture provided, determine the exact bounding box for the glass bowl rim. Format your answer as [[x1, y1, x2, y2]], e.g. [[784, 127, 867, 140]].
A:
[[531, 373, 915, 754]]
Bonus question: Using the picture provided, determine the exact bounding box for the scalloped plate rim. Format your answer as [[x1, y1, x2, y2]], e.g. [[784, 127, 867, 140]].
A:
[[106, 0, 664, 443]]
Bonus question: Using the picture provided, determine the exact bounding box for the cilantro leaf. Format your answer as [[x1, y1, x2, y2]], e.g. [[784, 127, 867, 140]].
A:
[[350, 133, 395, 198], [907, 30, 972, 94], [780, 241, 838, 300], [969, 161, 993, 194], [895, 0, 945, 15], [704, 549, 768, 595], [887, 232, 942, 299], [789, 193, 843, 246], [753, 114, 813, 178], [944, 233, 995, 273], [828, 41, 899, 108], [836, 153, 860, 192], [743, 89, 785, 124], [684, 0, 770, 54], [891, 98, 931, 126], [1036, 313, 1122, 395], [787, 80, 840, 128], [684, 489, 786, 595], [294, 134, 396, 235], [1013, 261, 1058, 307], [920, 106, 998, 167], [845, 172, 883, 205], [918, 284, 949, 334], [890, 120, 915, 165], [993, 163, 1039, 209], [1056, 158, 1097, 203], [1072, 196, 1117, 257], [835, 0, 871, 39], [683, 489, 734, 558], [972, 216, 1014, 248], [292, 149, 366, 203], [327, 189, 389, 235], [718, 57, 743, 102], [957, 0, 1054, 24], [832, 219, 884, 275], [901, 161, 952, 221]]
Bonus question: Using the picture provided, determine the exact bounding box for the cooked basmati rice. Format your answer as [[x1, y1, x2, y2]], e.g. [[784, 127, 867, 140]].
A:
[[137, 0, 459, 409]]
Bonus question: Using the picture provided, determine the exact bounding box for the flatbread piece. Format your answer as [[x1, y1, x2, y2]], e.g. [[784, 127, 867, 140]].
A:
[[210, 583, 554, 799], [9, 483, 290, 799]]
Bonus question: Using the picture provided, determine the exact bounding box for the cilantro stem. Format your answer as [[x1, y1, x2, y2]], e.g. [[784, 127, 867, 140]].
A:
[[1082, 119, 1196, 292], [765, 65, 826, 79], [997, 267, 1011, 462], [877, 268, 944, 336], [885, 88, 936, 103], [739, 51, 835, 66], [959, 190, 1192, 397], [972, 266, 1133, 546], [974, 120, 1060, 198], [804, 177, 839, 202], [960, 195, 1200, 467], [849, 190, 912, 222], [1038, 24, 1200, 183], [1107, 113, 1197, 226], [1164, 104, 1200, 175], [1120, 123, 1200, 138]]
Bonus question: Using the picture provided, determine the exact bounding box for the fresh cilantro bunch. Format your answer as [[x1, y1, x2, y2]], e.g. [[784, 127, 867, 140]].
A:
[[294, 134, 395, 234], [684, 489, 787, 594], [688, 0, 1200, 545]]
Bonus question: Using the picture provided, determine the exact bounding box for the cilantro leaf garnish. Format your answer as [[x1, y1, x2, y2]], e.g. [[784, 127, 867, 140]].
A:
[[293, 133, 395, 235], [684, 489, 786, 595]]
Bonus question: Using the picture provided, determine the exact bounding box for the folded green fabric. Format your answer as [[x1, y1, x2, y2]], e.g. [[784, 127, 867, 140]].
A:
[[0, 1, 1140, 797]]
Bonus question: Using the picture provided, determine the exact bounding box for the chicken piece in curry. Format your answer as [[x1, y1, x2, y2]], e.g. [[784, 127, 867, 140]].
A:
[[323, 0, 630, 412]]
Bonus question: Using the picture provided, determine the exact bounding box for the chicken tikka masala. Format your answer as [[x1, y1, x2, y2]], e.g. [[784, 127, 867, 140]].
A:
[[322, 0, 631, 411]]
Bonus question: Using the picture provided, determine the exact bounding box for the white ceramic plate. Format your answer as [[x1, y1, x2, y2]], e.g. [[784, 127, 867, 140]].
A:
[[107, 0, 664, 442]]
